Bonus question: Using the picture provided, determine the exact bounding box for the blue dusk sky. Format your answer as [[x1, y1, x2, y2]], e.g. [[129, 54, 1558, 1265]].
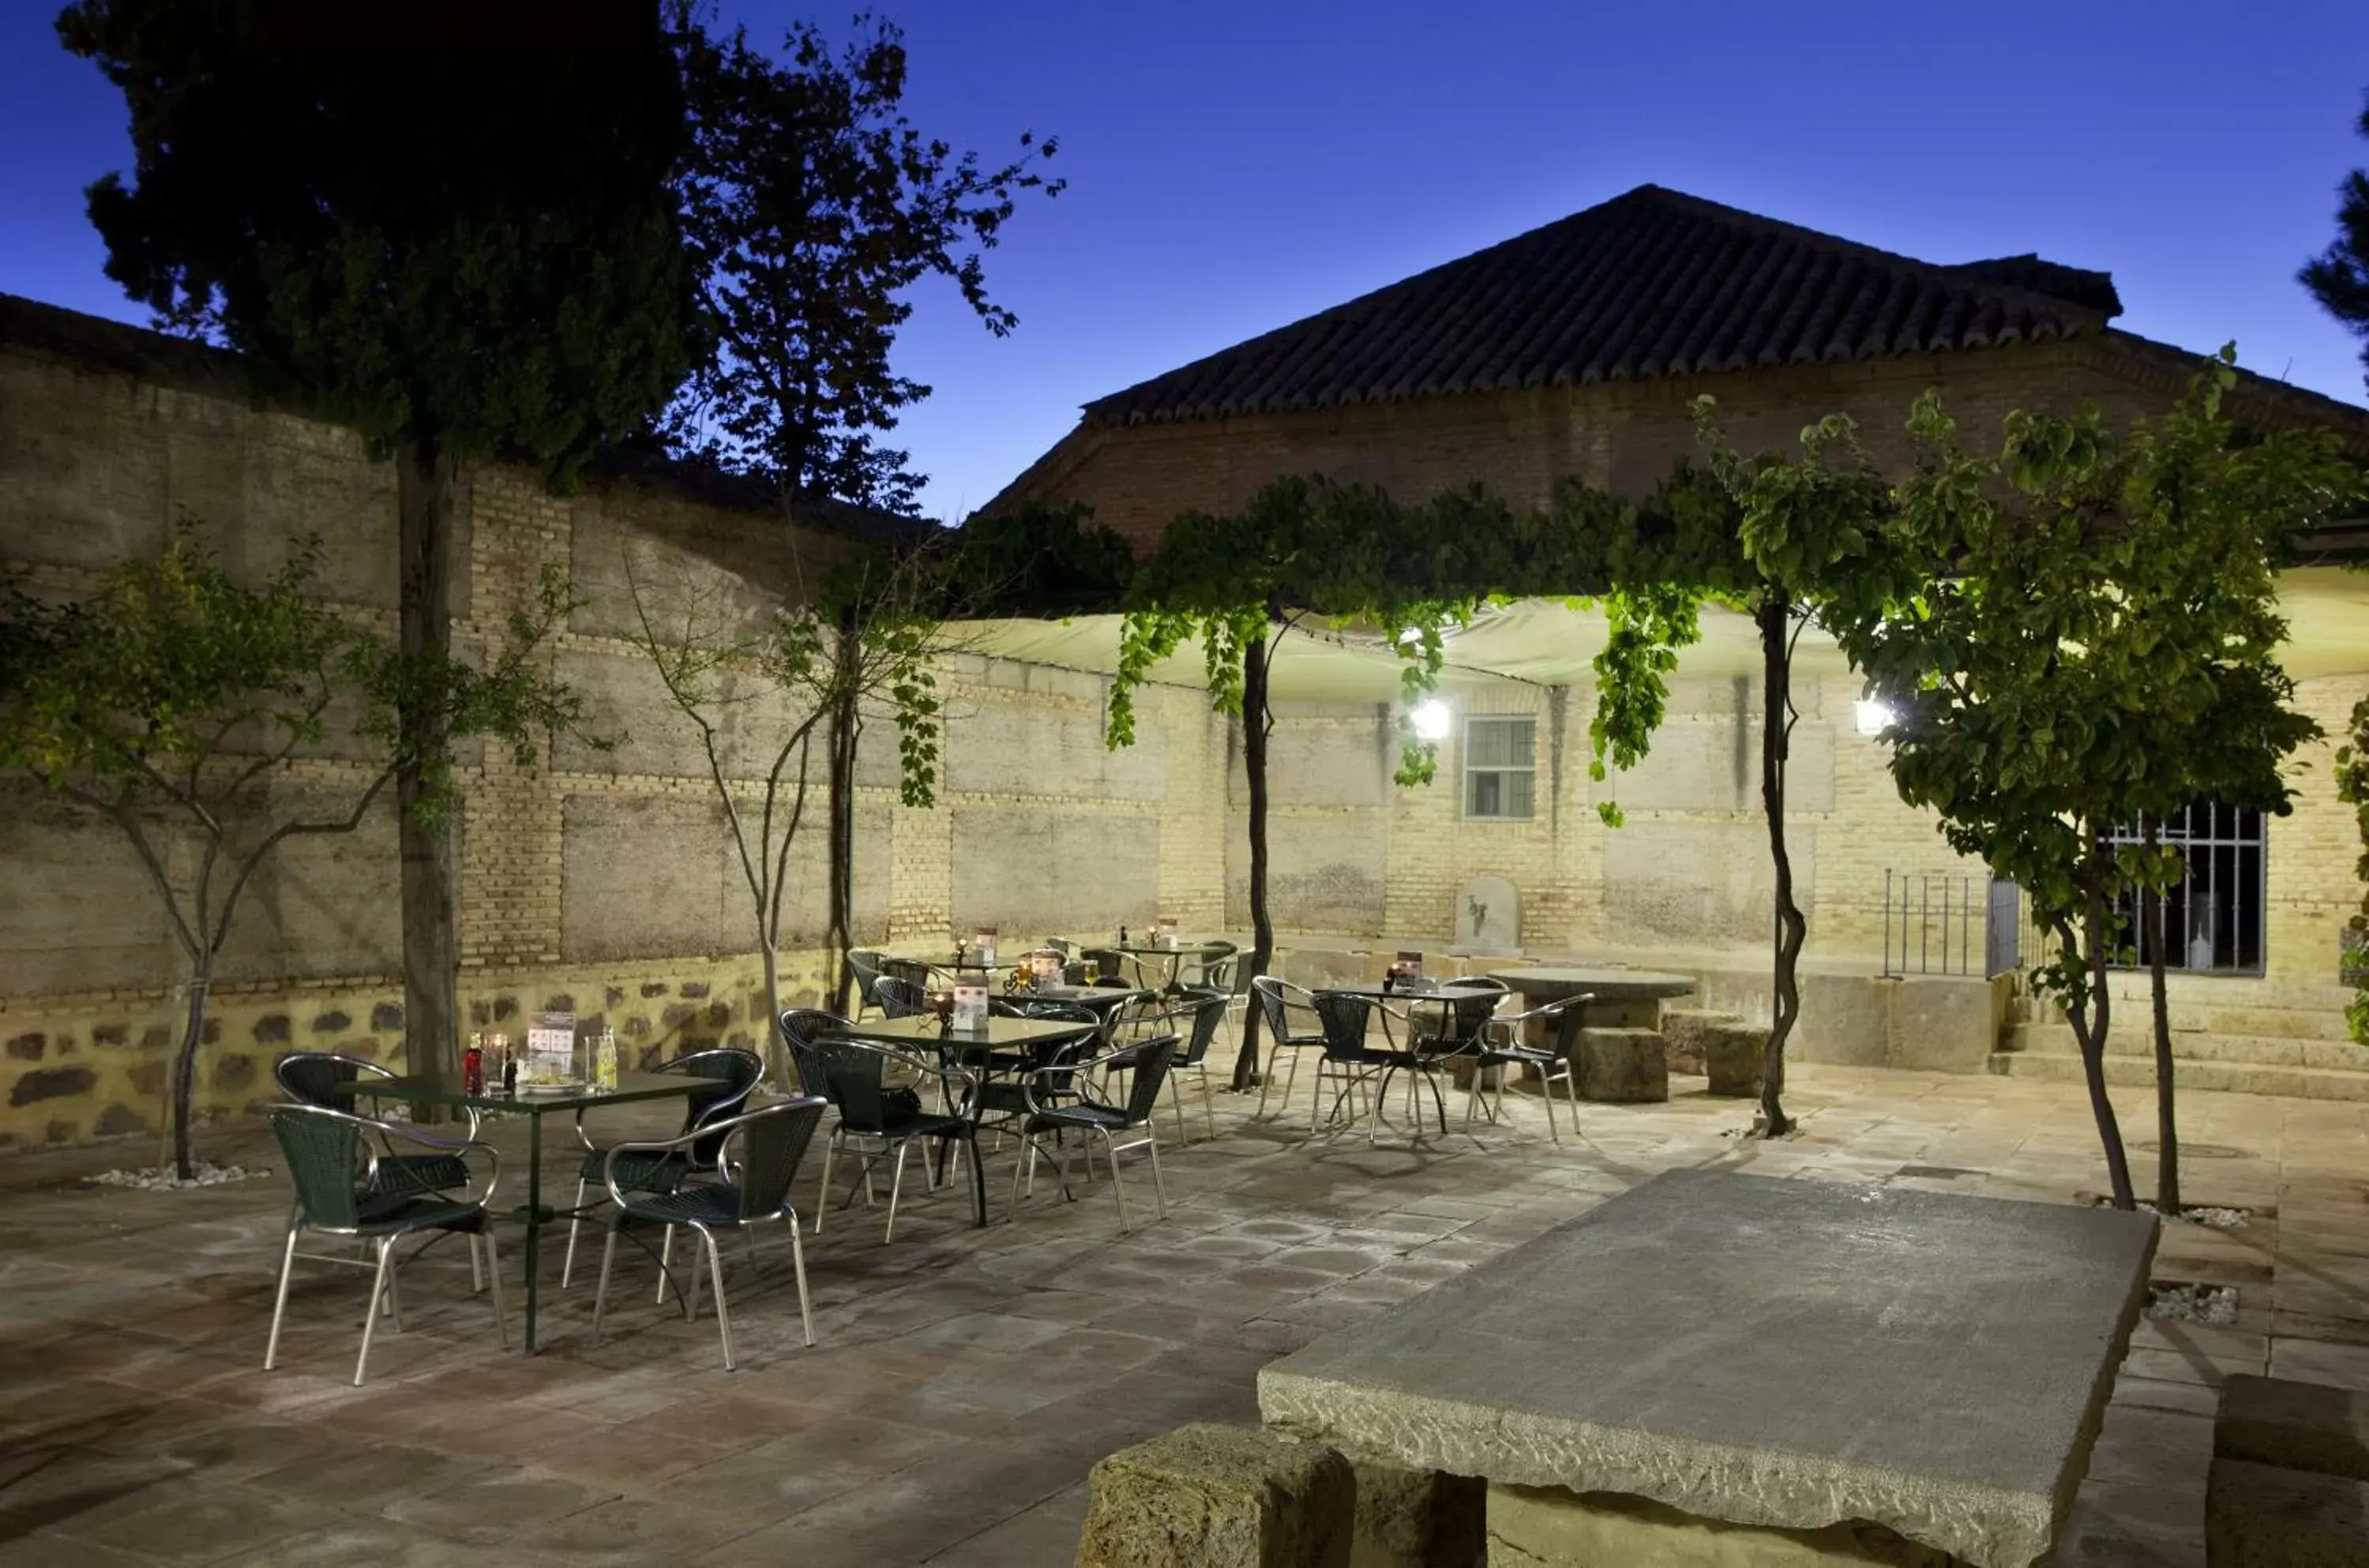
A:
[[5, 1, 2367, 522]]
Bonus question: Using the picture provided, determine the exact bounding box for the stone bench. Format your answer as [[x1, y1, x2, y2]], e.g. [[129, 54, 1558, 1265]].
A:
[[1661, 1008, 1763, 1097], [1072, 1423, 1482, 1568], [2208, 1375, 2369, 1564], [1575, 1026, 1669, 1103]]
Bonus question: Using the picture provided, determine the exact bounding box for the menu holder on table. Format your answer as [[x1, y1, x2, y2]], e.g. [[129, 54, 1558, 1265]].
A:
[[519, 1011, 580, 1090], [951, 979, 989, 1034]]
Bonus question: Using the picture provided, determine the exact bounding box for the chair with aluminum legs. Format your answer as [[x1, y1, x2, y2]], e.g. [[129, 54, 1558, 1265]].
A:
[[1011, 1034, 1179, 1233], [263, 1103, 504, 1386], [1465, 992, 1591, 1142], [589, 1097, 827, 1371], [1250, 975, 1328, 1120]]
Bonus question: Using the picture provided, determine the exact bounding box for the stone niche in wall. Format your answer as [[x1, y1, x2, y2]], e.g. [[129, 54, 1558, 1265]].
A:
[[1602, 819, 1817, 946], [950, 801, 1158, 935], [559, 793, 890, 962]]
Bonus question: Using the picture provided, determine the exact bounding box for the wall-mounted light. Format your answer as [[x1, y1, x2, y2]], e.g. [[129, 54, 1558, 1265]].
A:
[[1409, 700, 1453, 741], [1853, 699, 1895, 737]]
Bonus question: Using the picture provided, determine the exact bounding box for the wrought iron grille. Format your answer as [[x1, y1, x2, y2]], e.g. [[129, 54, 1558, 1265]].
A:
[[2108, 802, 2268, 976]]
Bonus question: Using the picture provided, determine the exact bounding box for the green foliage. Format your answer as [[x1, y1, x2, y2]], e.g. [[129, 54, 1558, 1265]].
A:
[[0, 526, 585, 1174], [2338, 693, 2369, 1042], [944, 501, 1135, 619], [57, 0, 695, 479], [1733, 351, 2350, 1022], [2302, 91, 2369, 392], [666, 10, 1061, 510]]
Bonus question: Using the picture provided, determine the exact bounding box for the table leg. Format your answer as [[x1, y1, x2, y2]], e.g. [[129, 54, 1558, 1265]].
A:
[[523, 1112, 543, 1353]]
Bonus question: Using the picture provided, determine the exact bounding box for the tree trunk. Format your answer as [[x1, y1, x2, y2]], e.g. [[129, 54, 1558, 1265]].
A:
[[825, 614, 862, 1016], [2143, 816, 2181, 1216], [1756, 599, 1804, 1138], [1234, 628, 1273, 1091], [395, 439, 460, 1086], [2061, 847, 2137, 1210], [759, 938, 783, 1081], [171, 974, 209, 1181]]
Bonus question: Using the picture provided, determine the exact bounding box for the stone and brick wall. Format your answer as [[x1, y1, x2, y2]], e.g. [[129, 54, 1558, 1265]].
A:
[[5, 310, 2368, 1151]]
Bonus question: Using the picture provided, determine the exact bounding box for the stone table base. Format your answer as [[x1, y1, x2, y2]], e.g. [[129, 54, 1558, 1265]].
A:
[[1489, 1484, 1970, 1566]]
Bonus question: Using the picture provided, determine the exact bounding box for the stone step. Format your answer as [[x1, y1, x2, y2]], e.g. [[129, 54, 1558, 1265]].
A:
[[1986, 1048, 2369, 1102], [2000, 1022, 2369, 1072], [2089, 983, 2359, 1042]]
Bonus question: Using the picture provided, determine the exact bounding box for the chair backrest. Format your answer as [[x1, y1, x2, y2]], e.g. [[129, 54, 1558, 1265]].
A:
[[663, 1048, 764, 1165], [847, 949, 887, 990], [880, 958, 933, 989], [1311, 992, 1372, 1060], [716, 1097, 827, 1220], [777, 1009, 847, 1095], [1253, 975, 1314, 1040], [1173, 990, 1227, 1067], [1118, 1035, 1180, 1125], [811, 1038, 898, 1131], [875, 976, 926, 1019], [1184, 939, 1239, 990], [1541, 992, 1590, 1058], [1425, 989, 1504, 1056], [269, 1105, 367, 1231], [1079, 947, 1125, 984], [273, 1051, 387, 1108], [1040, 937, 1074, 957]]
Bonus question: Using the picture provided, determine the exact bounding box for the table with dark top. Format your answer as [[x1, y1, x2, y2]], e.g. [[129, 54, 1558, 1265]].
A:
[[824, 1012, 1102, 1224], [332, 1071, 722, 1353]]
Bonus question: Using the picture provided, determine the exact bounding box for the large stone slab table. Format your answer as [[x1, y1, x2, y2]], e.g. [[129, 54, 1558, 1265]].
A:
[[1258, 1169, 2159, 1568], [1491, 966, 1697, 1103]]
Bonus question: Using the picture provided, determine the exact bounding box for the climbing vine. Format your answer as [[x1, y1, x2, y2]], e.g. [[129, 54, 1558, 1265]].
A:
[[2341, 692, 2369, 1043]]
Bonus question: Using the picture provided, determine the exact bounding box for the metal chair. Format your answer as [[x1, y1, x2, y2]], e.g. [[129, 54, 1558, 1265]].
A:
[[1308, 992, 1386, 1135], [264, 1103, 503, 1386], [809, 1037, 982, 1243], [273, 1051, 479, 1200], [1251, 976, 1329, 1120], [560, 1047, 763, 1289], [1012, 1035, 1179, 1232], [1372, 985, 1502, 1138], [845, 951, 888, 1021], [1466, 992, 1591, 1142], [873, 975, 927, 1020], [1109, 990, 1226, 1145], [590, 1097, 826, 1371], [1079, 947, 1128, 986]]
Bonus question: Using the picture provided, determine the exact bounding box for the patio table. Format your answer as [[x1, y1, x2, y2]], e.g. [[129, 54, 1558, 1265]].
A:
[[331, 1071, 721, 1353], [1110, 940, 1215, 990], [824, 1013, 1099, 1225]]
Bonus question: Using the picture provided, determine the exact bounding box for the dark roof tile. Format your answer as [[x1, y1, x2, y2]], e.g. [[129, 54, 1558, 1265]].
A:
[[1083, 185, 2120, 427]]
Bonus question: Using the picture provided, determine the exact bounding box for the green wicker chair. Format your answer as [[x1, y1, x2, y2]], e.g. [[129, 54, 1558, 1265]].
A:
[[590, 1097, 827, 1371], [1012, 1035, 1179, 1233], [1106, 990, 1227, 1146], [560, 1047, 761, 1290], [265, 1103, 503, 1386]]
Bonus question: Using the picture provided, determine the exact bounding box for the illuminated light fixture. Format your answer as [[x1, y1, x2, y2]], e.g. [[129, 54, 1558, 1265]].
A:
[[1853, 699, 1894, 737], [1409, 700, 1453, 741]]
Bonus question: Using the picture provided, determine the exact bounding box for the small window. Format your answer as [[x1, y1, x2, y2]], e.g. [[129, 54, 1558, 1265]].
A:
[[1464, 717, 1536, 820], [2107, 801, 2267, 975]]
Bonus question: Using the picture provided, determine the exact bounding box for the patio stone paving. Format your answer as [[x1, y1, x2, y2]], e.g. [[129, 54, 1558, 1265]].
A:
[[0, 1061, 2362, 1565]]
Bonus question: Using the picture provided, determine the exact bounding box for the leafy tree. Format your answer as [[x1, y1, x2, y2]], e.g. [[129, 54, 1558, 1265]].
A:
[[2302, 91, 2369, 392], [1761, 358, 2347, 1210], [57, 0, 696, 1083], [2340, 698, 2369, 1044], [666, 9, 1061, 512], [2302, 89, 2369, 1045], [1105, 478, 1507, 1089], [621, 539, 942, 1060], [0, 531, 582, 1179]]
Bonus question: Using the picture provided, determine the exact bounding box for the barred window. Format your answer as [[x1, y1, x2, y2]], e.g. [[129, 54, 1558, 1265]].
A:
[[1464, 717, 1536, 820], [2108, 802, 2267, 975]]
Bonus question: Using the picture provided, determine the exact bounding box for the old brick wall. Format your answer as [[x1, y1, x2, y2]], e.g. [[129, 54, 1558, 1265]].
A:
[[0, 333, 1232, 1151]]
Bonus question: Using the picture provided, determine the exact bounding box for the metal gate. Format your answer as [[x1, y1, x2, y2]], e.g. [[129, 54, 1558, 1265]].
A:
[[1880, 870, 2020, 977]]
